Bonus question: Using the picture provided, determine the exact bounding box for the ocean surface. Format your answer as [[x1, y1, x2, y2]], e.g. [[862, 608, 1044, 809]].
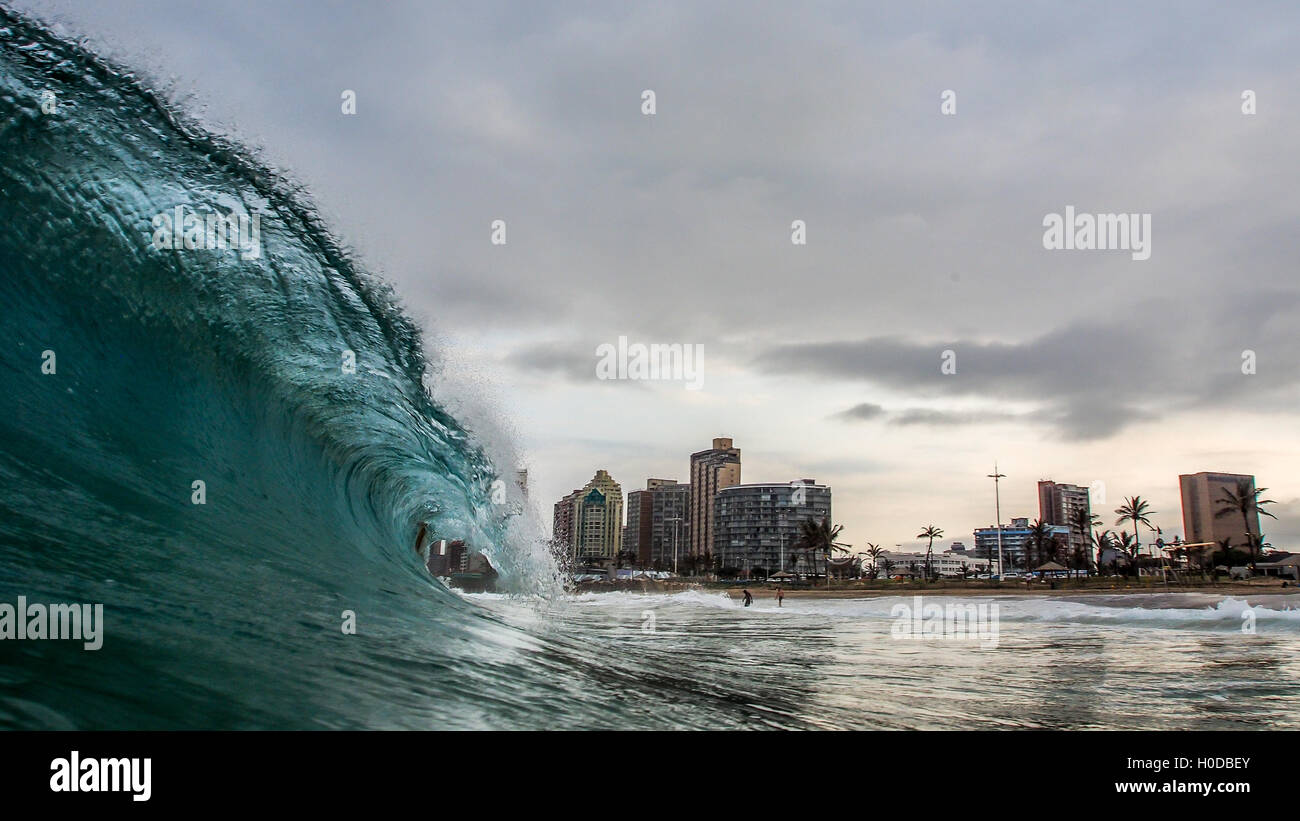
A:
[[457, 590, 1300, 730], [2, 9, 1299, 731]]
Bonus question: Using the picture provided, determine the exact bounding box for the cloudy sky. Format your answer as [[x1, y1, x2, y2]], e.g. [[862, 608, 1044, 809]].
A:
[[21, 0, 1300, 551]]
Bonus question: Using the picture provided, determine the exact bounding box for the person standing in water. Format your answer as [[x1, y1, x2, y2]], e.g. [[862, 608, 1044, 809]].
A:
[[776, 586, 784, 607], [742, 589, 753, 607]]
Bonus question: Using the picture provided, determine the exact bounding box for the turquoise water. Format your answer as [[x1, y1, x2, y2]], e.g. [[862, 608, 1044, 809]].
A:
[[3, 9, 1298, 731], [0, 8, 547, 729]]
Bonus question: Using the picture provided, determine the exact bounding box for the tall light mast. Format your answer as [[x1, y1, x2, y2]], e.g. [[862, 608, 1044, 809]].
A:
[[987, 464, 1006, 577]]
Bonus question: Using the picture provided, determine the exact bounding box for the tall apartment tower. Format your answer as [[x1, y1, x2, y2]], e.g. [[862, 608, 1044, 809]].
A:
[[553, 470, 624, 560], [713, 480, 831, 575], [552, 492, 577, 550], [1037, 480, 1092, 556], [689, 438, 741, 559], [626, 479, 691, 569], [1179, 472, 1261, 551]]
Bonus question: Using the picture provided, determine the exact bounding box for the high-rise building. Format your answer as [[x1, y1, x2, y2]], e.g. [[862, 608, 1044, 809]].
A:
[[552, 492, 577, 550], [626, 479, 691, 570], [973, 517, 1069, 570], [552, 470, 624, 560], [625, 493, 648, 565], [1179, 472, 1261, 551], [689, 438, 741, 559], [1037, 480, 1092, 557], [713, 480, 831, 576], [425, 538, 468, 577]]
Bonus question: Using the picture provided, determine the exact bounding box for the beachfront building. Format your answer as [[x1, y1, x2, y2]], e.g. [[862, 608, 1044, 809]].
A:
[[625, 479, 691, 570], [712, 480, 831, 576], [879, 551, 926, 577], [1255, 554, 1300, 580], [552, 470, 624, 561], [689, 438, 741, 560], [552, 493, 576, 550], [1179, 472, 1261, 552], [1037, 479, 1093, 557], [973, 517, 1070, 570], [879, 550, 987, 578], [935, 551, 987, 576]]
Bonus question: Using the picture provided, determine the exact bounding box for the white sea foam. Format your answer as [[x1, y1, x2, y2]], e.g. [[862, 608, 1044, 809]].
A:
[[460, 586, 1300, 635], [496, 590, 1300, 629]]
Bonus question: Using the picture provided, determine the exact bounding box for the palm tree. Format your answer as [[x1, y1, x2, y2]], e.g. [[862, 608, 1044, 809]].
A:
[[1114, 530, 1141, 577], [788, 540, 808, 577], [1114, 496, 1156, 562], [1214, 479, 1276, 570], [864, 543, 884, 579], [1069, 542, 1089, 573], [1072, 507, 1101, 573], [917, 525, 943, 581], [1026, 519, 1053, 571], [1049, 534, 1068, 565], [1092, 529, 1115, 574], [795, 517, 848, 586], [880, 558, 895, 578], [1212, 537, 1234, 575]]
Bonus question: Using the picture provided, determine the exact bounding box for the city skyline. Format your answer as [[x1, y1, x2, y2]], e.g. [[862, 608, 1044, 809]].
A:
[[548, 435, 1281, 557]]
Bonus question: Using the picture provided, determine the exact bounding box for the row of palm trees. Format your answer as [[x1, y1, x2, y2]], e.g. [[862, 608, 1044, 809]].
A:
[[654, 478, 1276, 581], [855, 527, 946, 580], [792, 522, 946, 582]]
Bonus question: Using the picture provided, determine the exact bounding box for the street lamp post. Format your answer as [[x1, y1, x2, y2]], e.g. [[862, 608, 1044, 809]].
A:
[[778, 512, 786, 576], [988, 464, 1006, 578], [667, 516, 681, 576]]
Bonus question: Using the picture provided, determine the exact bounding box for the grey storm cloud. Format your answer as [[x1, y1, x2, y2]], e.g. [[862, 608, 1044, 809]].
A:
[[891, 408, 1023, 427], [765, 290, 1300, 440], [834, 402, 886, 422], [23, 0, 1300, 350], [20, 0, 1300, 462], [503, 339, 603, 383]]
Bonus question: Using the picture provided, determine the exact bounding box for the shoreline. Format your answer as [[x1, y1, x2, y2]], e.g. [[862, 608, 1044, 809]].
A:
[[732, 583, 1300, 600], [570, 578, 1299, 599]]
